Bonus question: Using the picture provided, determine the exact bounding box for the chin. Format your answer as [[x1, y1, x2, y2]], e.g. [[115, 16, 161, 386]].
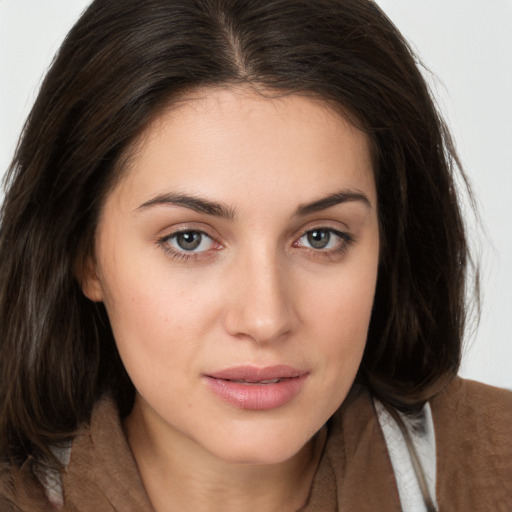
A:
[[215, 447, 305, 466], [200, 424, 316, 466]]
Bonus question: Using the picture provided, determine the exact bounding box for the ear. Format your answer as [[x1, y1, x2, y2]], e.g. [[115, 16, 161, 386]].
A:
[[77, 253, 104, 303]]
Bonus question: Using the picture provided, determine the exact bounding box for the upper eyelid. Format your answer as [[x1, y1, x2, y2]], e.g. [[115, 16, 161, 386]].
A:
[[295, 228, 351, 243], [295, 217, 351, 231], [295, 224, 351, 239], [299, 226, 347, 235], [158, 224, 217, 241], [165, 228, 211, 238]]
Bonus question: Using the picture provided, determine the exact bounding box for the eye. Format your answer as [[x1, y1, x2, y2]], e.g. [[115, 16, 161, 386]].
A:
[[295, 228, 352, 251], [163, 230, 215, 253]]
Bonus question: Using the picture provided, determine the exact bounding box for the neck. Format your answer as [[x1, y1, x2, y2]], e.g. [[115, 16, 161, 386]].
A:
[[124, 401, 326, 512]]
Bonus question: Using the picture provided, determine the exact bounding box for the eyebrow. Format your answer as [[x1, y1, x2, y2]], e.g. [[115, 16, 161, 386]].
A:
[[295, 189, 372, 216], [136, 188, 371, 219], [136, 192, 236, 219]]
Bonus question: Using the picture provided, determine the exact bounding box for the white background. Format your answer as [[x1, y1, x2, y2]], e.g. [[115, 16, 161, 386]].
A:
[[1, 1, 511, 389]]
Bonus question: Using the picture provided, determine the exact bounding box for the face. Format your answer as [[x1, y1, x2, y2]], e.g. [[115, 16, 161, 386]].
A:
[[83, 87, 379, 465]]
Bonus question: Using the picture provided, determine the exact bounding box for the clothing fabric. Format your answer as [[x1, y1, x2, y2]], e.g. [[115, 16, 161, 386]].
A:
[[375, 400, 437, 510], [1, 377, 511, 511]]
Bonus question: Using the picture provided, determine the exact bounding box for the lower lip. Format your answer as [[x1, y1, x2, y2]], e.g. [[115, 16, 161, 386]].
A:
[[203, 375, 308, 410]]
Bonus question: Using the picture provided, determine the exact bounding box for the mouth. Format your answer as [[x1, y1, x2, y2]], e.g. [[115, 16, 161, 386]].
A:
[[206, 364, 306, 382], [203, 365, 308, 410], [228, 378, 282, 384]]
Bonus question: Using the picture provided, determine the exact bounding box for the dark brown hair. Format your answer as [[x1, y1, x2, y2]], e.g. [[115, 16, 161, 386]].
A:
[[0, 0, 474, 468]]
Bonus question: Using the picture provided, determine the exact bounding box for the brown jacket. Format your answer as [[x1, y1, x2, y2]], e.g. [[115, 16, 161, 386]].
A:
[[2, 377, 512, 511]]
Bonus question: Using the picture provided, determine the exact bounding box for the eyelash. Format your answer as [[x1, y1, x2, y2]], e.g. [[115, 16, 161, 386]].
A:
[[157, 229, 219, 262], [293, 227, 354, 259], [157, 227, 354, 262]]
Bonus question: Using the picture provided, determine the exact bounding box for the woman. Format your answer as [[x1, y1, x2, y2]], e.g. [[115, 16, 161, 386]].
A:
[[1, 0, 510, 511]]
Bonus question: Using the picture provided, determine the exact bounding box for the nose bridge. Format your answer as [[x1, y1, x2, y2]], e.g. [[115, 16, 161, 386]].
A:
[[224, 244, 295, 343]]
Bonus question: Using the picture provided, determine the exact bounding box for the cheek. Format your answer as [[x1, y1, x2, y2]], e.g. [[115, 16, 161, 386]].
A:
[[300, 256, 378, 383], [102, 273, 210, 349], [100, 277, 199, 403], [97, 253, 235, 395], [304, 257, 377, 334]]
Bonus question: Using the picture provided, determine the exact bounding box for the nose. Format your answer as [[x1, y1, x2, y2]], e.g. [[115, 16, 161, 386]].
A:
[[223, 250, 297, 344]]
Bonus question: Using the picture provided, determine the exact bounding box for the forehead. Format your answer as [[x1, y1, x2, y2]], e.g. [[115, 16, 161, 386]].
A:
[[109, 86, 376, 211]]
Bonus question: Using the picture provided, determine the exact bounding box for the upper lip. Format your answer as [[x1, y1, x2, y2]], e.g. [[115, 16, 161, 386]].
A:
[[205, 365, 307, 382]]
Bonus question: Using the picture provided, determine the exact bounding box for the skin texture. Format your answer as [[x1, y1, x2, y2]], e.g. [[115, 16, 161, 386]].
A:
[[82, 86, 380, 512]]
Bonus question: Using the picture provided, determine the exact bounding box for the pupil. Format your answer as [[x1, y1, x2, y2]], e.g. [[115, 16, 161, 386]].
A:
[[177, 232, 201, 250], [307, 230, 330, 249]]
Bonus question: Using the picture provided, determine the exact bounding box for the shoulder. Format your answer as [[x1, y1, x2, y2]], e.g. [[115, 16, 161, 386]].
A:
[[312, 384, 403, 511], [0, 460, 55, 512], [434, 375, 512, 404], [0, 466, 15, 511], [62, 395, 152, 510], [0, 398, 118, 512], [431, 377, 512, 510], [431, 376, 512, 437], [0, 396, 135, 511]]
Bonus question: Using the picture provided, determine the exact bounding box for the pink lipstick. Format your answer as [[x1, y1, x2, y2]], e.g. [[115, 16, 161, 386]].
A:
[[203, 365, 308, 410]]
